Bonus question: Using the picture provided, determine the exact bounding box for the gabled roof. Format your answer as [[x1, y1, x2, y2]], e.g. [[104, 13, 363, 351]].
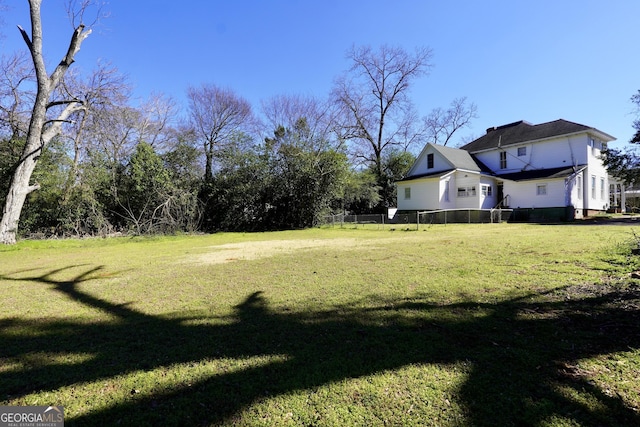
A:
[[430, 143, 482, 171], [406, 143, 491, 178], [496, 165, 586, 182], [460, 119, 615, 153]]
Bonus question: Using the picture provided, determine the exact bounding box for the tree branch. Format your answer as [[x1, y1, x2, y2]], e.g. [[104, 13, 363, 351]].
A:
[[41, 101, 85, 144], [50, 24, 92, 87], [46, 98, 83, 109], [16, 25, 32, 50]]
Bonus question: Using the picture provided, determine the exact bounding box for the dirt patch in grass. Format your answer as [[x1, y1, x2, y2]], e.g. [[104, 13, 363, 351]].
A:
[[549, 282, 640, 306], [189, 238, 370, 264]]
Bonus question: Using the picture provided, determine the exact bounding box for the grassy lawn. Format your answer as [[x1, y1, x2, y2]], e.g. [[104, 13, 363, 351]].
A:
[[1, 224, 639, 426]]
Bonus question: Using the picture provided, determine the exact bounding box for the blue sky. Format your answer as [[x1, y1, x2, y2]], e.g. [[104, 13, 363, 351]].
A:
[[2, 0, 639, 148]]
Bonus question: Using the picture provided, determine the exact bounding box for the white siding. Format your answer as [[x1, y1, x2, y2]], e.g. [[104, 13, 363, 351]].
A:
[[528, 135, 588, 169], [454, 171, 481, 209], [583, 172, 609, 211], [439, 177, 456, 209], [474, 132, 611, 213], [410, 148, 451, 175], [397, 178, 441, 210], [584, 137, 610, 212], [568, 173, 585, 218], [474, 134, 594, 172], [504, 179, 566, 208]]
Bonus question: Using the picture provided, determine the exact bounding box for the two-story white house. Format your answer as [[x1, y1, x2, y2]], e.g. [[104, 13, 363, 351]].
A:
[[396, 119, 615, 221]]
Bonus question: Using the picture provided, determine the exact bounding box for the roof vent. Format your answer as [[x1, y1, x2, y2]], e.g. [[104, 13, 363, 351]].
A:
[[487, 120, 528, 134]]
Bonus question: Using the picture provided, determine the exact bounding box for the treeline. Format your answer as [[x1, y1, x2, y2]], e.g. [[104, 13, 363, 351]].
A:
[[0, 41, 476, 239], [3, 119, 408, 237]]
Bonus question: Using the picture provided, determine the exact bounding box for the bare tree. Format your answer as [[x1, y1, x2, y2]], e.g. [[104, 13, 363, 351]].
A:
[[261, 94, 338, 151], [0, 0, 92, 244], [186, 84, 254, 181], [423, 97, 478, 146], [0, 52, 34, 141], [332, 45, 433, 176], [136, 92, 177, 151], [57, 62, 129, 197], [92, 104, 138, 168]]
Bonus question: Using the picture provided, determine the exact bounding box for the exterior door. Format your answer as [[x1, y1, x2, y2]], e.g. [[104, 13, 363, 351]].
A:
[[497, 183, 505, 207]]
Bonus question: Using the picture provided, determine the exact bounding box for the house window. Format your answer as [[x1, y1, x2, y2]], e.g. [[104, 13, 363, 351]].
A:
[[427, 153, 434, 169], [591, 175, 596, 199], [600, 177, 605, 199], [590, 138, 599, 155], [517, 147, 526, 156], [536, 184, 547, 196], [499, 151, 507, 169], [404, 187, 411, 200], [577, 175, 582, 200], [481, 184, 492, 197], [457, 186, 476, 197], [444, 180, 450, 202]]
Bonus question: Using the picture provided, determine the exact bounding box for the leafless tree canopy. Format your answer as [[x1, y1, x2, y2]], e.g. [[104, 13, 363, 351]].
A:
[[261, 94, 339, 150], [65, 0, 108, 29], [187, 84, 254, 180], [0, 52, 35, 140], [332, 45, 433, 172], [423, 97, 478, 146], [137, 93, 177, 150]]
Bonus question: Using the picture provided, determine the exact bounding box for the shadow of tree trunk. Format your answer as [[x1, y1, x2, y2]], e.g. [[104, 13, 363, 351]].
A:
[[1, 267, 639, 426]]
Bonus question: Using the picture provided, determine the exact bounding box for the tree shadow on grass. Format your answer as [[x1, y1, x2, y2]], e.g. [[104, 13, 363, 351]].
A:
[[1, 267, 639, 426]]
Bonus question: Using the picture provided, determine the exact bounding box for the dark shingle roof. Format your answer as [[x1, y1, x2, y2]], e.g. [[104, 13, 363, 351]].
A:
[[460, 119, 615, 153], [496, 165, 586, 181], [398, 169, 455, 183]]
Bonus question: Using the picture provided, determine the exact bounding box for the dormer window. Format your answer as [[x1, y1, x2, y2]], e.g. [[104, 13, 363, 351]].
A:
[[427, 153, 434, 169]]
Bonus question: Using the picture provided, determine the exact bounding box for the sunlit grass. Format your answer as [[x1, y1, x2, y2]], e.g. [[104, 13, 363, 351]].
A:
[[1, 224, 639, 426]]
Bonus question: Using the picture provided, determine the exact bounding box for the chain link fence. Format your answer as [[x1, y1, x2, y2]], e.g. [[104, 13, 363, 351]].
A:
[[320, 209, 513, 229], [418, 209, 513, 225], [320, 214, 389, 229]]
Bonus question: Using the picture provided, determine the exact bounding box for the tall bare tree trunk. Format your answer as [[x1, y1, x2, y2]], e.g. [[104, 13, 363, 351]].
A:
[[0, 0, 91, 244], [0, 138, 41, 244]]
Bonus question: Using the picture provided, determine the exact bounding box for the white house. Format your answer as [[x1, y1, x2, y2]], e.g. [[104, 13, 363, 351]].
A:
[[396, 119, 616, 221]]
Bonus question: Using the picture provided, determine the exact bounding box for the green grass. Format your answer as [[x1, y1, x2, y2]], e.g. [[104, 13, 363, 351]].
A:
[[1, 224, 639, 426]]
